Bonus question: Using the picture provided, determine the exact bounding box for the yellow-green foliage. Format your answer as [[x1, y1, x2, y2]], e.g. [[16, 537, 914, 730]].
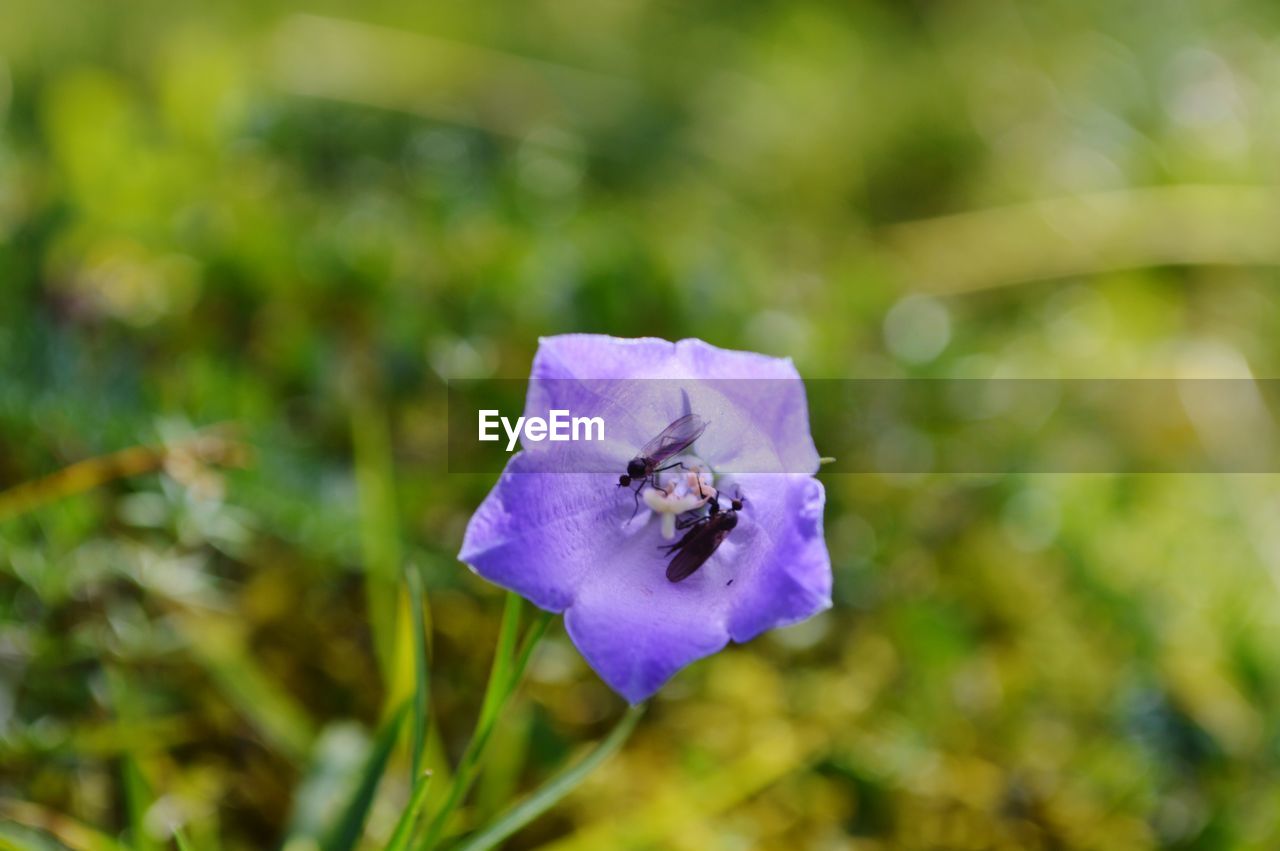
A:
[[4, 1, 1280, 849]]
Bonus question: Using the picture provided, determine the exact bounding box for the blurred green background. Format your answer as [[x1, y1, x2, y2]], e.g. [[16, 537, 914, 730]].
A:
[[5, 1, 1280, 849]]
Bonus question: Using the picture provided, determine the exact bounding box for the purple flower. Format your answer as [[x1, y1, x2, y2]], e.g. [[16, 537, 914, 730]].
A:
[[459, 335, 831, 703]]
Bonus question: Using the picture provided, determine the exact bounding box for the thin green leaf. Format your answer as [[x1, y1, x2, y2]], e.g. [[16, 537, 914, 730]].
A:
[[121, 757, 156, 851], [0, 801, 127, 851], [453, 705, 646, 851], [417, 599, 549, 850], [504, 611, 552, 704], [349, 354, 403, 682], [421, 716, 454, 799], [0, 426, 242, 523], [476, 594, 522, 732], [384, 771, 434, 851], [0, 823, 68, 851], [322, 703, 409, 851], [407, 565, 431, 781], [106, 669, 158, 851], [173, 829, 195, 851], [473, 702, 531, 824]]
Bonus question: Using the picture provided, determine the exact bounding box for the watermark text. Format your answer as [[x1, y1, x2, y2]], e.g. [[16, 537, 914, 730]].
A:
[[478, 409, 605, 451]]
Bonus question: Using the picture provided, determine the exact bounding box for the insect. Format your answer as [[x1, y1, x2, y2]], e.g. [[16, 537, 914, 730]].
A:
[[618, 413, 709, 513], [661, 492, 744, 583]]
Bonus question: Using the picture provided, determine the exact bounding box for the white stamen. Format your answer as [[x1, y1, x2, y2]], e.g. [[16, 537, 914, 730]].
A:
[[640, 460, 716, 540]]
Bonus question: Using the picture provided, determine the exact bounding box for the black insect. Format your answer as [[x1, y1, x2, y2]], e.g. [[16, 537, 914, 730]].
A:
[[661, 493, 744, 583], [618, 413, 709, 514]]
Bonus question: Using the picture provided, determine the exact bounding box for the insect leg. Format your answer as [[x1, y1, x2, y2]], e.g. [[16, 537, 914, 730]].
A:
[[628, 482, 644, 521], [645, 461, 690, 493], [692, 471, 709, 499]]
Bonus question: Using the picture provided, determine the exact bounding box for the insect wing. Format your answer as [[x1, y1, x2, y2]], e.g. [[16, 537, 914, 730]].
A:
[[640, 413, 709, 466], [665, 516, 732, 582]]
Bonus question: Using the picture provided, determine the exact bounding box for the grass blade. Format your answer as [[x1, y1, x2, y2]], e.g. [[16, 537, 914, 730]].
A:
[[0, 823, 64, 851], [0, 801, 127, 851], [173, 829, 195, 851], [416, 598, 551, 849], [120, 757, 156, 851], [322, 703, 409, 851], [384, 771, 433, 851], [106, 668, 158, 851], [476, 594, 522, 732], [454, 704, 646, 851], [473, 702, 531, 824], [0, 425, 244, 523], [407, 565, 431, 781], [348, 351, 402, 684]]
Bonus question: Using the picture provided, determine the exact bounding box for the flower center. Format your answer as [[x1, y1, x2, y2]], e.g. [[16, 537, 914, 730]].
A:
[[640, 458, 716, 540]]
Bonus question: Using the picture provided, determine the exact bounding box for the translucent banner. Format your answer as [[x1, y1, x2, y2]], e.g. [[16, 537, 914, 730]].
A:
[[446, 379, 1280, 474]]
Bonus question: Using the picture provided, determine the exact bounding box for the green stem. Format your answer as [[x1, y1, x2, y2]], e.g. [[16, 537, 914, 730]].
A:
[[416, 596, 552, 849], [453, 704, 646, 851]]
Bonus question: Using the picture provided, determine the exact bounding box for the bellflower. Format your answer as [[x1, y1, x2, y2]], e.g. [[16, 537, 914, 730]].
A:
[[459, 335, 831, 703]]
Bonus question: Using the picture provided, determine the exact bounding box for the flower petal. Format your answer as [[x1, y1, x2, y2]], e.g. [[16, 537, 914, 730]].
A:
[[726, 476, 832, 643], [531, 335, 684, 381], [527, 335, 820, 475], [459, 453, 622, 610], [564, 549, 733, 703]]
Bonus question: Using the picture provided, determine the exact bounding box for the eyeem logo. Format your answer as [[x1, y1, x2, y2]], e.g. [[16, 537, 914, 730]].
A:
[[478, 410, 605, 452]]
